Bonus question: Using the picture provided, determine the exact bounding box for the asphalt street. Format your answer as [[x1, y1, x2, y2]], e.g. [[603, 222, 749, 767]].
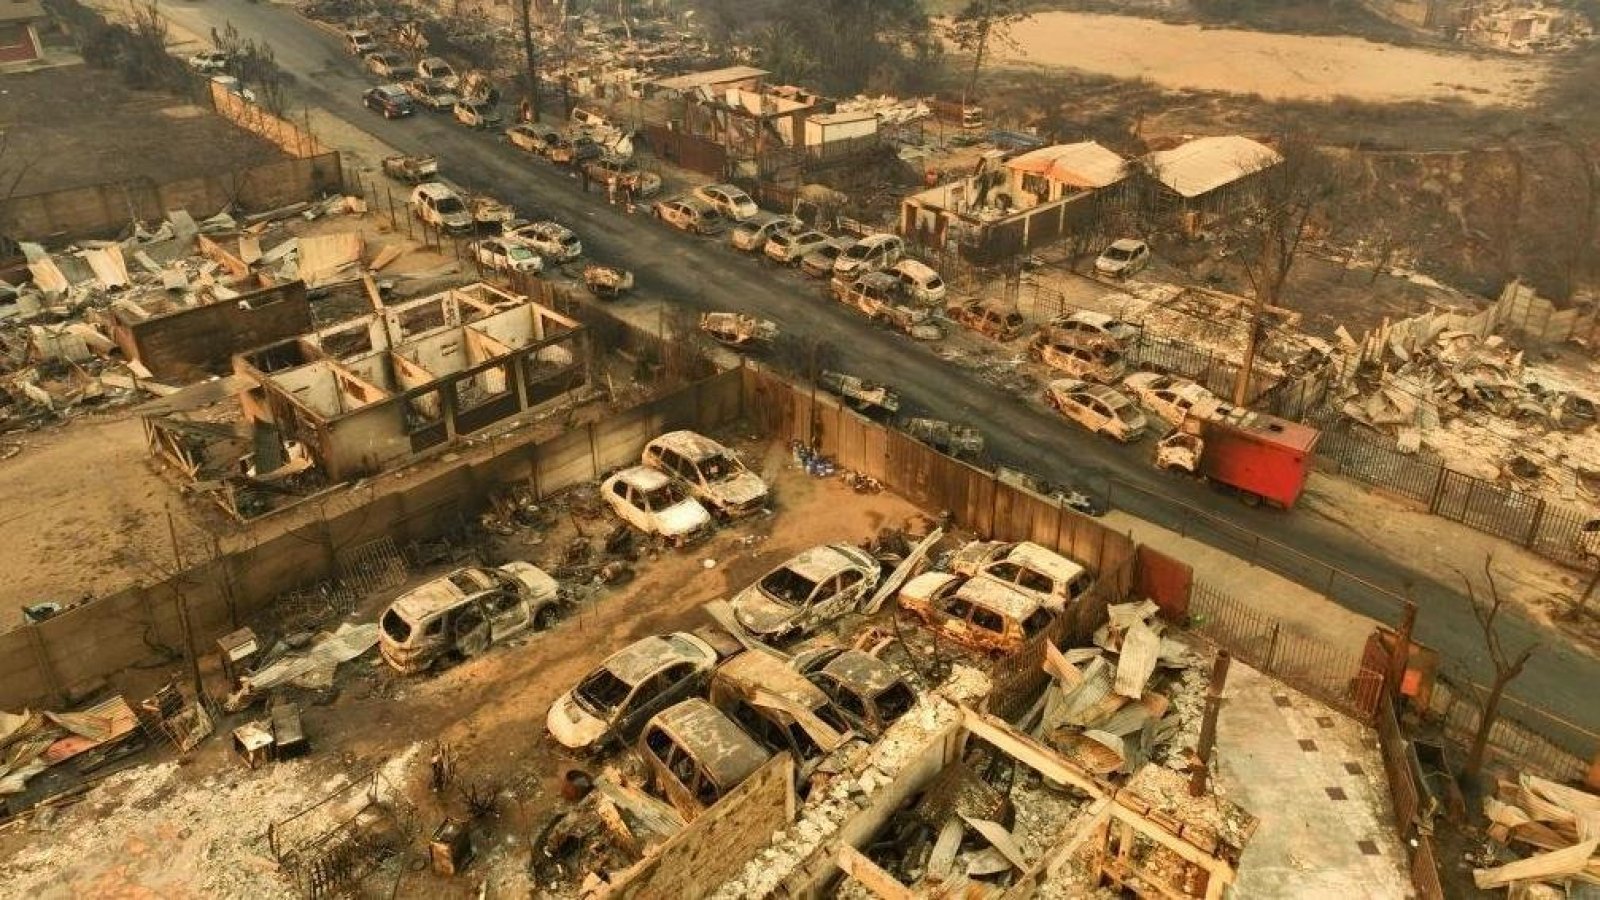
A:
[[158, 0, 1599, 740]]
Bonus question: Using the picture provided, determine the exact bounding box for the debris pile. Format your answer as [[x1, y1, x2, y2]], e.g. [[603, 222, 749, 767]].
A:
[[1034, 601, 1207, 777], [0, 695, 142, 796], [1476, 772, 1600, 892], [1339, 305, 1600, 502]]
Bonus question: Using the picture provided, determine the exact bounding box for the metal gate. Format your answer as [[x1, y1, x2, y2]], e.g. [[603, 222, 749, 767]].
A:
[[1430, 468, 1542, 544]]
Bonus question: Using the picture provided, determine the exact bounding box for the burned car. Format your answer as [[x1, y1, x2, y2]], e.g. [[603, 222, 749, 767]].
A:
[[947, 298, 1026, 342], [642, 430, 769, 518], [1121, 372, 1232, 429], [730, 543, 881, 642], [699, 311, 777, 348], [638, 699, 772, 821], [709, 651, 857, 785], [601, 465, 711, 544], [546, 632, 720, 751], [379, 562, 564, 673], [951, 540, 1094, 610], [791, 647, 916, 739], [897, 571, 1057, 656], [1046, 378, 1149, 443]]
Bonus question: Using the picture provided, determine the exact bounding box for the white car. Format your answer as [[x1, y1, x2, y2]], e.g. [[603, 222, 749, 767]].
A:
[[888, 259, 945, 305], [344, 29, 377, 55], [187, 51, 229, 74], [410, 182, 473, 234], [1050, 309, 1139, 345], [730, 213, 802, 253], [546, 632, 719, 751], [730, 543, 882, 642], [1094, 238, 1151, 278], [601, 466, 711, 544], [832, 234, 905, 278], [1121, 372, 1232, 428], [764, 229, 831, 265], [642, 431, 769, 518], [692, 184, 759, 222], [471, 237, 542, 274], [1045, 378, 1149, 443], [364, 51, 415, 81], [949, 540, 1094, 611], [507, 221, 582, 262], [505, 123, 563, 154], [653, 197, 725, 235], [453, 98, 503, 129], [417, 56, 459, 89]]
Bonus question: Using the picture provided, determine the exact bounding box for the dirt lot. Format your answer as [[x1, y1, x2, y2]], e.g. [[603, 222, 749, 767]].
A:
[[0, 65, 287, 197], [0, 444, 929, 898], [994, 12, 1549, 106]]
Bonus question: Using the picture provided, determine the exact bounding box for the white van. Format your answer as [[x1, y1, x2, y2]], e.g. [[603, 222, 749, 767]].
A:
[[833, 234, 905, 278], [889, 259, 946, 305]]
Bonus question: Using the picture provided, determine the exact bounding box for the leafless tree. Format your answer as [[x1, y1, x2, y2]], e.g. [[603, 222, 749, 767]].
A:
[[1456, 556, 1537, 783], [1220, 132, 1344, 404], [515, 0, 541, 123], [944, 0, 1027, 101]]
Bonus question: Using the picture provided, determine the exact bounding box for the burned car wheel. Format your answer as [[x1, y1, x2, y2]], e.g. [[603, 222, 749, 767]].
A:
[[534, 605, 561, 630]]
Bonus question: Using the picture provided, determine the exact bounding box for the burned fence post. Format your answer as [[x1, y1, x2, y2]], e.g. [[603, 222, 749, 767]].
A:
[[1190, 649, 1232, 797]]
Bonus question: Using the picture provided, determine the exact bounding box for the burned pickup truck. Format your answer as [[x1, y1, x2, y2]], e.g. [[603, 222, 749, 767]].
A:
[[819, 370, 900, 417], [379, 562, 566, 673], [699, 312, 777, 349], [382, 154, 440, 185]]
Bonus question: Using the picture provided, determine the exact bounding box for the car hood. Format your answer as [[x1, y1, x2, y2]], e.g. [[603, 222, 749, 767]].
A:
[[546, 691, 608, 749], [731, 592, 796, 636], [501, 561, 559, 601], [656, 500, 710, 536], [706, 472, 768, 506]]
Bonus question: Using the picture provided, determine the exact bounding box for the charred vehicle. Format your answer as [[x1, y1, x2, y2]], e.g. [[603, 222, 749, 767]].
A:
[[709, 652, 858, 787], [546, 632, 720, 751], [642, 431, 770, 518], [730, 543, 880, 643], [897, 571, 1057, 656], [791, 647, 916, 739], [637, 699, 772, 821], [699, 312, 777, 348], [379, 563, 564, 673]]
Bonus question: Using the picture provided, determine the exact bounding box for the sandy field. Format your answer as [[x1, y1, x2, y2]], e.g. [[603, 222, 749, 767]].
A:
[[994, 12, 1550, 106]]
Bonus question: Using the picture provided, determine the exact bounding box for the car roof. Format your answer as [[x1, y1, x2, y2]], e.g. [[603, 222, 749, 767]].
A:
[[893, 259, 938, 280], [1050, 377, 1089, 393], [782, 543, 869, 582], [605, 634, 706, 684], [999, 541, 1088, 582], [615, 465, 671, 490], [1082, 384, 1133, 407], [856, 271, 899, 289], [650, 700, 771, 785], [1110, 238, 1146, 250], [956, 575, 1044, 621], [819, 650, 905, 697], [859, 234, 898, 247], [716, 651, 832, 710], [415, 182, 459, 198], [390, 567, 492, 620], [649, 430, 728, 462]]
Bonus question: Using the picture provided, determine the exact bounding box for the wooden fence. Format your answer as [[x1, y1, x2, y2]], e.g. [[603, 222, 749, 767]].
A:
[[208, 82, 331, 159]]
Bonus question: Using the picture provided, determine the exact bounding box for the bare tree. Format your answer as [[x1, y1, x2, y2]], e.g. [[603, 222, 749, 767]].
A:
[[1457, 556, 1537, 783], [944, 0, 1027, 101], [516, 0, 541, 123], [1221, 131, 1343, 404]]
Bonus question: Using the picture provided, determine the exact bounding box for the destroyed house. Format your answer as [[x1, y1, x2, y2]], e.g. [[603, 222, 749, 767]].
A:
[[1141, 135, 1283, 225], [645, 67, 886, 179], [901, 141, 1129, 263], [232, 283, 587, 481]]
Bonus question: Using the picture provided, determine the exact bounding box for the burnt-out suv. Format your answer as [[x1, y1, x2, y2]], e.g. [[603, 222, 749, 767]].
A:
[[379, 562, 564, 673], [637, 699, 772, 821]]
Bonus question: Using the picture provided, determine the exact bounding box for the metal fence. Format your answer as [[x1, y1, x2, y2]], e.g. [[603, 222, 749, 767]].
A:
[[1426, 676, 1595, 783], [1308, 408, 1599, 572], [1374, 692, 1446, 900], [1188, 580, 1385, 721]]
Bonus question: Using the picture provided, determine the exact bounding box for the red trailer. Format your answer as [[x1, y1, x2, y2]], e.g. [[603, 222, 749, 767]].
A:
[[1159, 410, 1321, 508]]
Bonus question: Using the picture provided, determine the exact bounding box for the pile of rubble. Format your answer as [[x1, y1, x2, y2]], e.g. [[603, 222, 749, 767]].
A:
[[1034, 601, 1208, 777], [1339, 309, 1600, 501], [1476, 772, 1600, 892]]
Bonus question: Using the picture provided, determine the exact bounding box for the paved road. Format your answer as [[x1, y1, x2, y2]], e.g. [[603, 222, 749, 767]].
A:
[[161, 0, 1599, 740]]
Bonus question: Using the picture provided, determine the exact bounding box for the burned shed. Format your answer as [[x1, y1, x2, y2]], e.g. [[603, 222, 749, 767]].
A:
[[231, 282, 587, 482], [107, 280, 313, 382]]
